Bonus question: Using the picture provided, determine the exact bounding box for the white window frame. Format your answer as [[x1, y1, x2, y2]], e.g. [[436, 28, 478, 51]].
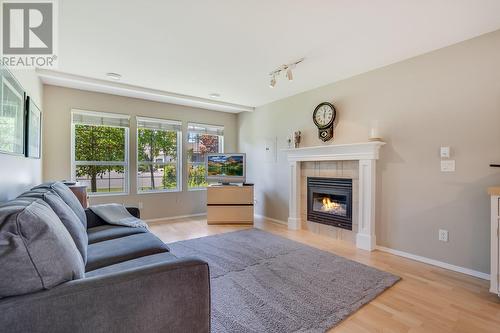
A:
[[187, 122, 224, 191], [136, 116, 182, 194], [71, 109, 130, 196], [1, 74, 25, 156]]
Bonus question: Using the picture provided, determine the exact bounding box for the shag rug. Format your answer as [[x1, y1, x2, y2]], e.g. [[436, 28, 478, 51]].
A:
[[168, 229, 399, 333]]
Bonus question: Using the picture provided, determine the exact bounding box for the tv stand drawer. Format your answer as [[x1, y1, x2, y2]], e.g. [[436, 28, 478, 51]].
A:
[[207, 186, 253, 205], [207, 205, 253, 224]]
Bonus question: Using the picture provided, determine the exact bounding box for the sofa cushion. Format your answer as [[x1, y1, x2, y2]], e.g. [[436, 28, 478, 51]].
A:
[[86, 233, 170, 272], [87, 224, 148, 244], [0, 199, 85, 299], [86, 252, 178, 277], [20, 189, 88, 263], [33, 182, 87, 228]]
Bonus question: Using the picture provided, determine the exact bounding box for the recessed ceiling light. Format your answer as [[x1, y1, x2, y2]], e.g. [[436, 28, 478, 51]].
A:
[[106, 72, 122, 80], [209, 93, 221, 98]]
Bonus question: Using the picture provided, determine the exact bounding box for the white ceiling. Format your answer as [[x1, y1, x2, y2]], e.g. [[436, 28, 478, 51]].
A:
[[55, 0, 500, 110]]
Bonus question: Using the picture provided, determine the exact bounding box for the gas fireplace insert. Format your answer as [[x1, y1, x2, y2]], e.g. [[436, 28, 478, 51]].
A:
[[307, 177, 352, 230]]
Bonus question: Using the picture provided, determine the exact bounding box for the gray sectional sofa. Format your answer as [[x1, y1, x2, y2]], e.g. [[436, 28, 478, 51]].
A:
[[0, 182, 210, 333]]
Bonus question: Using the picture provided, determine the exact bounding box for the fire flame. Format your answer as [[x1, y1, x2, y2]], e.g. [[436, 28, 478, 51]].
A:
[[322, 197, 340, 211]]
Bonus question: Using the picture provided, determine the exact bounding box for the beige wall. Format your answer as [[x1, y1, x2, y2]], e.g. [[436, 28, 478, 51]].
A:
[[238, 29, 500, 274], [43, 86, 238, 219], [0, 68, 43, 202]]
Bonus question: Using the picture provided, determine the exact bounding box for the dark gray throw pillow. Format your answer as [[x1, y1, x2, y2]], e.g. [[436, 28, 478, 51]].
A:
[[21, 189, 88, 263], [0, 199, 85, 299], [33, 181, 87, 228]]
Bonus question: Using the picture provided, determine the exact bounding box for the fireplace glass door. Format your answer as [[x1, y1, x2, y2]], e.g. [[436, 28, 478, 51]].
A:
[[311, 192, 348, 217]]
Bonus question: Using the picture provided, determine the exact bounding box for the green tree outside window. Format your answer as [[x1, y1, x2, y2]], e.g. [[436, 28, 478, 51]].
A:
[[187, 133, 222, 188], [137, 128, 178, 191], [74, 124, 126, 193]]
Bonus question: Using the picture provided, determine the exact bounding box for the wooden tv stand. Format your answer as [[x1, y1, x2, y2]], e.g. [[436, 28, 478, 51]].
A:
[[207, 184, 254, 225]]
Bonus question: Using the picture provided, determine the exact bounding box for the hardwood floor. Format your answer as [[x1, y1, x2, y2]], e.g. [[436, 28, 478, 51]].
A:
[[149, 216, 500, 333]]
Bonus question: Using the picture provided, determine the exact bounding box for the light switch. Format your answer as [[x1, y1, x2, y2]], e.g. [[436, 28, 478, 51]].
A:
[[440, 146, 450, 158], [441, 160, 455, 172]]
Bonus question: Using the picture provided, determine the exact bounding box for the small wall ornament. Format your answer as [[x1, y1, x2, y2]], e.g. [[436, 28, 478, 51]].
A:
[[312, 102, 336, 142], [293, 131, 302, 148]]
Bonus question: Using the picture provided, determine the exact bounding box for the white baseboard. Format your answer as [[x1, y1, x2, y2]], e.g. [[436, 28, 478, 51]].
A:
[[254, 214, 287, 226], [145, 213, 206, 224], [376, 245, 490, 280]]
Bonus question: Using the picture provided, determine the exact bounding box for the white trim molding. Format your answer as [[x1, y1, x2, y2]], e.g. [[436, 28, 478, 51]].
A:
[[376, 245, 490, 280], [356, 158, 377, 251], [145, 213, 206, 224], [37, 69, 254, 114], [254, 214, 288, 226], [282, 141, 385, 162], [283, 141, 385, 251]]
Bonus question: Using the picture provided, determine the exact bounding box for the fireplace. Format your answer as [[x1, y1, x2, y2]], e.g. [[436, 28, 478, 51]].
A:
[[307, 177, 353, 230]]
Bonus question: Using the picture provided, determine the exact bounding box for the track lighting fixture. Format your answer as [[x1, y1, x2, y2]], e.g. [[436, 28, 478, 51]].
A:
[[268, 58, 303, 88], [269, 75, 277, 88], [106, 72, 122, 80]]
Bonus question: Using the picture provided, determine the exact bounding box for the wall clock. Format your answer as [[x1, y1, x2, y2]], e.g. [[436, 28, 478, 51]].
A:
[[312, 102, 336, 142]]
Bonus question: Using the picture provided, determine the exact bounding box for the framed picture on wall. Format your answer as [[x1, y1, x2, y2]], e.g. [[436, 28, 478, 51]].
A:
[[0, 67, 25, 156], [25, 96, 42, 159]]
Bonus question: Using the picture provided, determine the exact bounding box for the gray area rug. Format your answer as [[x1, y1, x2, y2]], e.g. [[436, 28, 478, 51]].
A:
[[168, 229, 400, 333]]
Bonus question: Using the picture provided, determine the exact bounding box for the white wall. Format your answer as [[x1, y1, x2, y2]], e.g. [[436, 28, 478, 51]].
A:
[[238, 29, 500, 274], [0, 69, 43, 202]]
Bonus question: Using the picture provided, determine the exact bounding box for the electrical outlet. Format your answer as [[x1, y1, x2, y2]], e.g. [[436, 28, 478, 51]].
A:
[[440, 160, 455, 172], [438, 229, 449, 242], [138, 202, 143, 209]]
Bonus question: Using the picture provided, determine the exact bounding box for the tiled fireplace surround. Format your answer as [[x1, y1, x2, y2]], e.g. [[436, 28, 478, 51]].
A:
[[301, 160, 359, 242], [283, 142, 385, 251]]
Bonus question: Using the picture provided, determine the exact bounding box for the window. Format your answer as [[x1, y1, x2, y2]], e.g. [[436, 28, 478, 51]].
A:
[[71, 110, 129, 195], [187, 123, 224, 189], [137, 117, 182, 193]]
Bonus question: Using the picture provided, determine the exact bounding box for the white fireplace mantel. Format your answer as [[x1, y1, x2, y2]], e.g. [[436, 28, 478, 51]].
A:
[[283, 141, 385, 251]]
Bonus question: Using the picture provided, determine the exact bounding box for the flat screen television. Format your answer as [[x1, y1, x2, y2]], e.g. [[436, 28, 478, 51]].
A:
[[206, 153, 246, 184]]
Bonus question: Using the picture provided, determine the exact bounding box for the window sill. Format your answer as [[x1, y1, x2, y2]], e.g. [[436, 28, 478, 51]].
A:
[[188, 187, 207, 192], [88, 192, 130, 197], [137, 189, 182, 195]]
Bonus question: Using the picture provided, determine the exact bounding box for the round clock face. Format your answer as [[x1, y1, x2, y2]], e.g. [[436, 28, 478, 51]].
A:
[[313, 102, 336, 128]]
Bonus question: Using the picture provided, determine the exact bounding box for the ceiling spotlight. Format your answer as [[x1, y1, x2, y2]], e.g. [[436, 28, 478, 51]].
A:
[[269, 76, 276, 88], [106, 72, 122, 80], [209, 93, 221, 98], [286, 67, 293, 81]]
